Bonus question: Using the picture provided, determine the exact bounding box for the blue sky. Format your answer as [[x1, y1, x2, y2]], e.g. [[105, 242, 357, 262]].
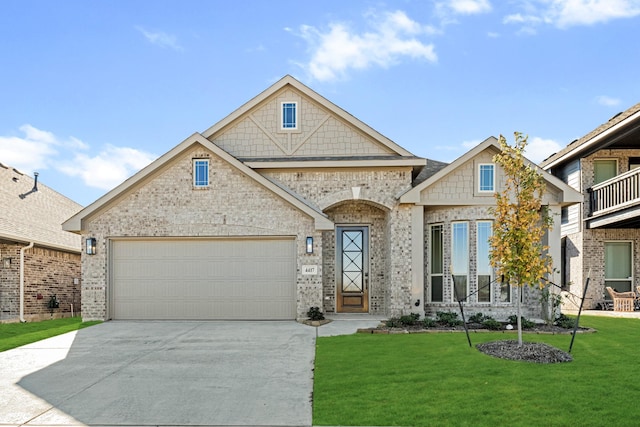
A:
[[2, 0, 640, 206]]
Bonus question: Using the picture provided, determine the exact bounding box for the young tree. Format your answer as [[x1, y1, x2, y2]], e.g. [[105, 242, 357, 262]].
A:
[[490, 132, 553, 346]]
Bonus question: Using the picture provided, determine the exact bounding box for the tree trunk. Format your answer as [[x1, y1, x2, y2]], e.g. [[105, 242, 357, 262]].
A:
[[517, 286, 523, 346]]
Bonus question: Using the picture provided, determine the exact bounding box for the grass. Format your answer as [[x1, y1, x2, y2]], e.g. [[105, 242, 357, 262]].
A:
[[313, 316, 640, 426], [0, 317, 101, 352]]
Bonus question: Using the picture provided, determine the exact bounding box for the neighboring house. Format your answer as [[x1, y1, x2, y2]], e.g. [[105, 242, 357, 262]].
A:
[[0, 164, 82, 322], [541, 102, 640, 310], [63, 76, 579, 322]]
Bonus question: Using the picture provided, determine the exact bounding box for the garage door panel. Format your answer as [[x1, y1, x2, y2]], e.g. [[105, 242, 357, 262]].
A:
[[111, 239, 296, 320]]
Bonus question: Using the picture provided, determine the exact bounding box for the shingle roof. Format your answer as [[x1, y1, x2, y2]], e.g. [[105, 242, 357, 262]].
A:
[[0, 163, 82, 252], [540, 102, 640, 168]]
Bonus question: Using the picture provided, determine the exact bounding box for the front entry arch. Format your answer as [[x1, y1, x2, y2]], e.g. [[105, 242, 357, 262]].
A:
[[336, 226, 369, 313]]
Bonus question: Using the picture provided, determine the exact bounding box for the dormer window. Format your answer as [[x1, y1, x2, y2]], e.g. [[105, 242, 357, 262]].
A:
[[478, 164, 495, 192], [281, 102, 297, 130]]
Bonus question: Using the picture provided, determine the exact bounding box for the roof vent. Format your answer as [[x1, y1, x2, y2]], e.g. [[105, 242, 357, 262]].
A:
[[19, 172, 39, 199], [610, 112, 623, 121]]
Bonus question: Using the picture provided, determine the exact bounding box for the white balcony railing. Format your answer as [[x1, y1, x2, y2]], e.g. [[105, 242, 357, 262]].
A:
[[589, 168, 640, 216]]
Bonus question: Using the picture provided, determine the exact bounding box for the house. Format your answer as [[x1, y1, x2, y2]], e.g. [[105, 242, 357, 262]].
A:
[[63, 75, 579, 321], [0, 164, 82, 322], [541, 102, 640, 310]]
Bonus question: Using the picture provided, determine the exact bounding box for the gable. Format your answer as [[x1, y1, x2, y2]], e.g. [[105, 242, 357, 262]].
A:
[[63, 134, 333, 233], [203, 76, 417, 161], [400, 137, 581, 207]]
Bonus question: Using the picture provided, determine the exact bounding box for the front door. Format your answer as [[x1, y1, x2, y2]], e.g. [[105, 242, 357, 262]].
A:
[[336, 226, 369, 313]]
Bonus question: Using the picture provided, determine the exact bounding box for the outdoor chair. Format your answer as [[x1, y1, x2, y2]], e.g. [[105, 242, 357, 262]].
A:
[[605, 286, 635, 312]]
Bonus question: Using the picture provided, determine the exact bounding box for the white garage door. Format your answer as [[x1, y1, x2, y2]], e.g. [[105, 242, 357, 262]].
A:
[[110, 238, 296, 320]]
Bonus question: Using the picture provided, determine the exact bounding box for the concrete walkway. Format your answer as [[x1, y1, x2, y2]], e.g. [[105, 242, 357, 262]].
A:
[[0, 317, 382, 427]]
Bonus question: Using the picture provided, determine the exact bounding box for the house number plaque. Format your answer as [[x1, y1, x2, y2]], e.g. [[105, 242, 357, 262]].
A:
[[302, 265, 318, 275]]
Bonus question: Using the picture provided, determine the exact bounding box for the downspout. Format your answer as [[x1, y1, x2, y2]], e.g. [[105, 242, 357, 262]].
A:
[[19, 242, 34, 323]]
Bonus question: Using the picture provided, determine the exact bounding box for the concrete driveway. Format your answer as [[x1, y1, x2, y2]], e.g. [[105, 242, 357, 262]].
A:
[[0, 318, 381, 426]]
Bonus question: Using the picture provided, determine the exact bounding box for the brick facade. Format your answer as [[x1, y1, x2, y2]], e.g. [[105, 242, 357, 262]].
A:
[[561, 149, 640, 309], [0, 242, 80, 322]]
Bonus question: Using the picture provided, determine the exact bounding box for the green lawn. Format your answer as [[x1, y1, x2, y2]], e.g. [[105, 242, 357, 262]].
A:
[[313, 316, 640, 426], [0, 317, 101, 352]]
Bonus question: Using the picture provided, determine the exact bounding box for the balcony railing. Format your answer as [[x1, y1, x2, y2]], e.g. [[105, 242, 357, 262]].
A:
[[589, 168, 640, 216]]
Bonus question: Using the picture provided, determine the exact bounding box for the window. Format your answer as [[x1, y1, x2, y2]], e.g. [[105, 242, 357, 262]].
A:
[[281, 102, 297, 129], [605, 241, 633, 294], [451, 222, 469, 302], [477, 221, 492, 302], [193, 159, 209, 187], [429, 224, 444, 302], [593, 159, 617, 185], [478, 164, 495, 192]]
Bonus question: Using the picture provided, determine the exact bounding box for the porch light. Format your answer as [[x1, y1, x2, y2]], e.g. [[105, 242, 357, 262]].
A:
[[86, 238, 97, 255], [2, 257, 11, 268], [306, 236, 313, 254]]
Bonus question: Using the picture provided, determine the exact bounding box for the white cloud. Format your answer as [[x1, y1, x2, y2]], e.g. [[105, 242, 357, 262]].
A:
[[0, 124, 86, 174], [58, 145, 157, 190], [595, 95, 622, 107], [462, 139, 484, 149], [524, 136, 563, 163], [447, 0, 492, 15], [547, 0, 640, 28], [294, 10, 437, 81], [504, 0, 640, 30], [136, 26, 183, 51]]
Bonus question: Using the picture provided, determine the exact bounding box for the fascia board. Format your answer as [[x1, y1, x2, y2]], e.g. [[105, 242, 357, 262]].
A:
[[0, 232, 80, 253], [542, 109, 640, 170]]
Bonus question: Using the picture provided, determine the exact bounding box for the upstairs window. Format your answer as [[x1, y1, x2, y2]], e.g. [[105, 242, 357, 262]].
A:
[[593, 159, 617, 185], [193, 159, 209, 187], [478, 164, 495, 192], [281, 102, 297, 129]]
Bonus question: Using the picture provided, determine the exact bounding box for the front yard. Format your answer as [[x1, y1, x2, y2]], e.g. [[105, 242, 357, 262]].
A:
[[0, 317, 101, 352], [313, 316, 640, 426]]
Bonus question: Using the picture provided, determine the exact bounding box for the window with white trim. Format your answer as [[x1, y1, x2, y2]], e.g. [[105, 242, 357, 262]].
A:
[[477, 221, 493, 303], [429, 224, 444, 302], [478, 164, 495, 192], [605, 241, 633, 294], [451, 222, 469, 302], [281, 102, 297, 129], [593, 159, 617, 185], [193, 159, 209, 187]]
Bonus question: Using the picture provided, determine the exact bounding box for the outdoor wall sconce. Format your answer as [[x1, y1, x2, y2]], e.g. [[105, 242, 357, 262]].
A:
[[86, 238, 97, 255], [306, 236, 313, 254], [2, 257, 11, 268]]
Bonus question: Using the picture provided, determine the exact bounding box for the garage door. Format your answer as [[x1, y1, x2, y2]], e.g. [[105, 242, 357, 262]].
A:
[[110, 238, 296, 320]]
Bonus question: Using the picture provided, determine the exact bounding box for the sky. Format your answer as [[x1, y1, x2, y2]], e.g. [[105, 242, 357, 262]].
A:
[[2, 0, 640, 207]]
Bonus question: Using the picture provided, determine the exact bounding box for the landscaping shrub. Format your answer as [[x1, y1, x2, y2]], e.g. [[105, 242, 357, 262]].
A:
[[307, 306, 325, 321], [554, 313, 576, 329], [482, 318, 503, 330], [468, 312, 486, 323], [422, 317, 436, 328], [436, 311, 463, 327], [385, 317, 402, 328], [507, 314, 535, 329], [399, 313, 420, 326]]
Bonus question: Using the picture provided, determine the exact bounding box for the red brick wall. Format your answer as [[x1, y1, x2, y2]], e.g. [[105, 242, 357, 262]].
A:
[[0, 243, 81, 322]]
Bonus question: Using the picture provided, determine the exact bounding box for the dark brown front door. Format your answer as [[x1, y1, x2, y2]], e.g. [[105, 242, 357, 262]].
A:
[[336, 226, 369, 313]]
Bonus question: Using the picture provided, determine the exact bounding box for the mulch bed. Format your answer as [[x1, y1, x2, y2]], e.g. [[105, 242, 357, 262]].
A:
[[476, 340, 573, 363]]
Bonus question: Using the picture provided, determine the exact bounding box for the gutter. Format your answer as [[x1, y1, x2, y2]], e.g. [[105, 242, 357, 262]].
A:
[[19, 242, 34, 323]]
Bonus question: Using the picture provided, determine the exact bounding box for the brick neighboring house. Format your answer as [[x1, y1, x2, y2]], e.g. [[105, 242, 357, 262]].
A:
[[0, 164, 82, 322], [63, 76, 579, 322], [541, 102, 640, 310]]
